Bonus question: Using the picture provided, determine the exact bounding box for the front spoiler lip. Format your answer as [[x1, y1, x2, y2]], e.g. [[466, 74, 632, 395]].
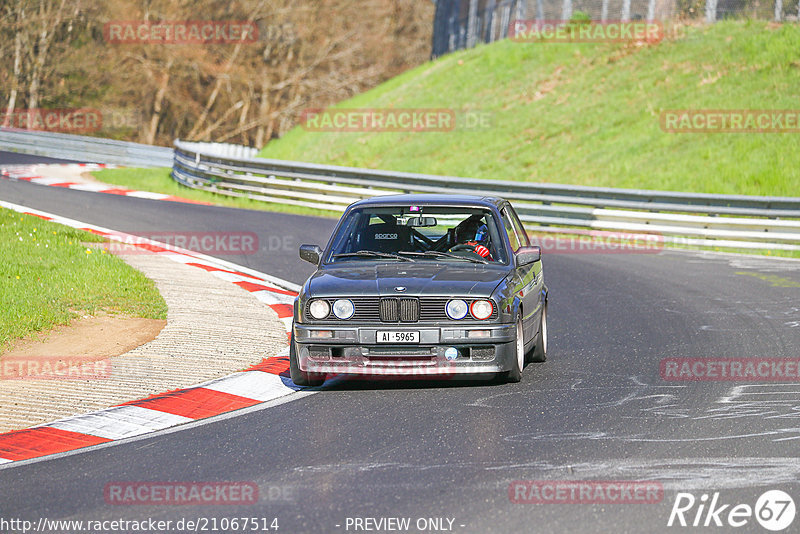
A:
[[293, 322, 518, 376], [302, 360, 506, 376], [295, 340, 517, 376]]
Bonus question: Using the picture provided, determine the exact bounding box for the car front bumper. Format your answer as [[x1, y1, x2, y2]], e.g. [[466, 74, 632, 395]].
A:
[[293, 323, 517, 377]]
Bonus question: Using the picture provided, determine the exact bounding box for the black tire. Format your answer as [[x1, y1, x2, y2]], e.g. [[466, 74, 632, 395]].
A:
[[528, 304, 548, 363], [499, 317, 524, 383], [289, 334, 325, 387]]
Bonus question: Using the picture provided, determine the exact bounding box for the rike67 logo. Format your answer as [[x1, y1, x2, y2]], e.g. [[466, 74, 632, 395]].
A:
[[668, 490, 795, 531]]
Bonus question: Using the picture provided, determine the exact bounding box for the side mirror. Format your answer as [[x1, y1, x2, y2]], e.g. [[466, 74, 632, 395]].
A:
[[515, 246, 541, 267], [299, 244, 323, 265]]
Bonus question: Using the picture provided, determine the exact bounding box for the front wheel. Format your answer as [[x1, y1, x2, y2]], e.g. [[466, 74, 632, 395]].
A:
[[499, 317, 525, 383], [528, 304, 547, 363], [289, 334, 325, 387]]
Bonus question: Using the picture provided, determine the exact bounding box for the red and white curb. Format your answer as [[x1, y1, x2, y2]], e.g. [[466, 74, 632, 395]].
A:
[[0, 163, 211, 205], [0, 199, 308, 466]]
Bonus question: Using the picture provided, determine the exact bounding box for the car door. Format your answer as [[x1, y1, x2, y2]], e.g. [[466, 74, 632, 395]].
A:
[[502, 204, 542, 339]]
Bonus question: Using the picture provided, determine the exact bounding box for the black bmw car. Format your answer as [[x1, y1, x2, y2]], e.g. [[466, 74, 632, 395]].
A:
[[290, 194, 548, 386]]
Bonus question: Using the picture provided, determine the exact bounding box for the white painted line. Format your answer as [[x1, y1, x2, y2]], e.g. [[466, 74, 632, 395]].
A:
[[67, 183, 114, 192], [126, 191, 171, 200], [720, 384, 800, 404], [279, 317, 293, 331], [0, 389, 318, 471], [29, 177, 72, 185], [155, 252, 215, 264], [251, 289, 296, 306], [200, 371, 295, 401], [0, 458, 12, 464], [0, 198, 314, 463], [209, 270, 258, 283], [41, 405, 193, 441]]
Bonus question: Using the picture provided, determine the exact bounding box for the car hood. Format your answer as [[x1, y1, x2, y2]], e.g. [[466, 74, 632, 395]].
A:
[[307, 262, 508, 298]]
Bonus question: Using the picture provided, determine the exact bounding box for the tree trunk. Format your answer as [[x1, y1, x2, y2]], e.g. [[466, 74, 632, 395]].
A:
[[3, 33, 22, 128], [145, 68, 171, 145]]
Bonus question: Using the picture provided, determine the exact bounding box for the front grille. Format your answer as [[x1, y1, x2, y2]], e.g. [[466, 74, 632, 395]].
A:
[[400, 298, 419, 322], [419, 298, 449, 321], [380, 298, 398, 322], [380, 297, 419, 322], [368, 347, 434, 357]]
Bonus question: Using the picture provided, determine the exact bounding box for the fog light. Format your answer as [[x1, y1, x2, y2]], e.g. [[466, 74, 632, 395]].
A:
[[444, 347, 459, 361], [310, 330, 334, 339], [467, 329, 491, 339]]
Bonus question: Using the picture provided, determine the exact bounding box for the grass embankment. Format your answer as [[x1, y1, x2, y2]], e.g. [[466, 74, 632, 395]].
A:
[[0, 209, 167, 352], [88, 22, 799, 256], [91, 167, 340, 218], [259, 21, 800, 197]]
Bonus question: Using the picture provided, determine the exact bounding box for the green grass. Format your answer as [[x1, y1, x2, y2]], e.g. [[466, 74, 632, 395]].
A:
[[91, 167, 340, 218], [259, 20, 800, 197], [0, 209, 168, 352]]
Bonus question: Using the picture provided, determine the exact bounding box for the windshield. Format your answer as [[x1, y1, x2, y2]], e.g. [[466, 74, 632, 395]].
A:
[[326, 205, 508, 264]]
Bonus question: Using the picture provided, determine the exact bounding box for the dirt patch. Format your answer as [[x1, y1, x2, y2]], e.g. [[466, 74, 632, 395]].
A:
[[2, 314, 166, 361], [80, 170, 105, 183]]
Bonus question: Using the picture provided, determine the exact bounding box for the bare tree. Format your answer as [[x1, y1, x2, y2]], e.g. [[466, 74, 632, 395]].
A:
[[0, 0, 434, 146]]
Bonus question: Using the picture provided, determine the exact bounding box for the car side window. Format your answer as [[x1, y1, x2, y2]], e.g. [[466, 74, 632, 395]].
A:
[[501, 209, 521, 253], [507, 205, 529, 247]]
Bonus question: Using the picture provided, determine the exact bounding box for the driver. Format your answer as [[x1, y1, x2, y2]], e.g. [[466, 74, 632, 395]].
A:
[[451, 220, 493, 260]]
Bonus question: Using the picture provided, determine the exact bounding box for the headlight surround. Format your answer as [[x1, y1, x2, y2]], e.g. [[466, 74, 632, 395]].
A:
[[446, 299, 469, 320], [470, 299, 493, 320], [308, 299, 330, 320], [332, 299, 354, 320]]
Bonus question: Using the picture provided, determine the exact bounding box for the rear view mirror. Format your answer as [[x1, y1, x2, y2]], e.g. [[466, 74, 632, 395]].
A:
[[406, 216, 437, 227], [515, 246, 541, 267], [299, 244, 322, 265]]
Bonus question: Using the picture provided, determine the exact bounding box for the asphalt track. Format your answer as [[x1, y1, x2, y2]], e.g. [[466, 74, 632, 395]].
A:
[[1, 151, 800, 533]]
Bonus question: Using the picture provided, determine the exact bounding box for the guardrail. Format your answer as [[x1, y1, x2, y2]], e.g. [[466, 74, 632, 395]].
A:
[[3, 129, 798, 252], [0, 128, 173, 167], [173, 139, 800, 251]]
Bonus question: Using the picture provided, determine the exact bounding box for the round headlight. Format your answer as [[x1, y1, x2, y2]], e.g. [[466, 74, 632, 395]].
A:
[[446, 299, 468, 320], [470, 300, 493, 320], [308, 299, 330, 320], [332, 299, 354, 320]]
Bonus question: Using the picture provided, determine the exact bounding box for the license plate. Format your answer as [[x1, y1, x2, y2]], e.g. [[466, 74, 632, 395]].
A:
[[377, 331, 420, 344]]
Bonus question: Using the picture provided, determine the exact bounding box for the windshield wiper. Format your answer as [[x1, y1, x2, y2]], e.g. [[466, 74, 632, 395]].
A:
[[397, 251, 488, 264], [332, 250, 415, 262]]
